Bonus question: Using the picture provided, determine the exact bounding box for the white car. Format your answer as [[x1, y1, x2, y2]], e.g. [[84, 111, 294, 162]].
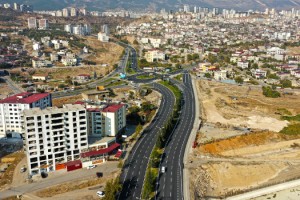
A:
[[87, 165, 96, 170], [97, 191, 105, 198], [161, 166, 166, 173]]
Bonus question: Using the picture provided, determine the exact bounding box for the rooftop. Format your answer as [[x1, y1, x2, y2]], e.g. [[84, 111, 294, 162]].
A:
[[0, 92, 50, 104], [81, 143, 120, 158], [102, 104, 125, 113], [88, 137, 116, 147], [23, 104, 85, 116]]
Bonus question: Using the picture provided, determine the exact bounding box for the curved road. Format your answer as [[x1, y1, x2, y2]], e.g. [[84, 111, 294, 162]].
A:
[[118, 83, 175, 200], [156, 72, 196, 200]]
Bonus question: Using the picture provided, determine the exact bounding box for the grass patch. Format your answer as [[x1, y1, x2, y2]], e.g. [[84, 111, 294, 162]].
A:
[[136, 75, 155, 79], [159, 80, 181, 101], [0, 152, 24, 188], [281, 114, 300, 122], [105, 80, 126, 87], [280, 124, 300, 135], [126, 67, 136, 75], [276, 108, 292, 116], [174, 74, 183, 81]]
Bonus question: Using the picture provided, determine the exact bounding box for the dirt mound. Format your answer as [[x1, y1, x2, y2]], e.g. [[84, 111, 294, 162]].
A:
[[199, 131, 283, 155]]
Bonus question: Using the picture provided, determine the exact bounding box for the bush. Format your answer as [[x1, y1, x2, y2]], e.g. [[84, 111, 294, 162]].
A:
[[281, 115, 300, 122], [204, 73, 211, 78], [103, 176, 122, 200], [280, 124, 300, 135], [262, 86, 280, 98], [280, 79, 292, 88], [234, 76, 244, 84]]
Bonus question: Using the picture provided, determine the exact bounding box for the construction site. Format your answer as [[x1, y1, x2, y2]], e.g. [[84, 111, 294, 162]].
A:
[[189, 79, 300, 199]]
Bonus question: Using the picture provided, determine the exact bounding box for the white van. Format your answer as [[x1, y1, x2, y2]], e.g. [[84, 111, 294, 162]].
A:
[[161, 166, 166, 173]]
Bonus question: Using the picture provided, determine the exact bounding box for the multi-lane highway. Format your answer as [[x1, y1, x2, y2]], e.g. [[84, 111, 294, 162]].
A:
[[155, 72, 196, 200], [118, 83, 175, 200]]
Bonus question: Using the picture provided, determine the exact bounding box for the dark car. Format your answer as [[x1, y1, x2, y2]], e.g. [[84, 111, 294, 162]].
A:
[[96, 172, 103, 178], [41, 172, 48, 178]]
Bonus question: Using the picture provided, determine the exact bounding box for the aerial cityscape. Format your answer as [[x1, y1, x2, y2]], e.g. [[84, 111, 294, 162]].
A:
[[0, 1, 300, 200]]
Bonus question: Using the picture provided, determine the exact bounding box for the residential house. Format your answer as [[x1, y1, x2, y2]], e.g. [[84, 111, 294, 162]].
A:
[[32, 74, 48, 81], [214, 70, 227, 80], [237, 61, 249, 69]]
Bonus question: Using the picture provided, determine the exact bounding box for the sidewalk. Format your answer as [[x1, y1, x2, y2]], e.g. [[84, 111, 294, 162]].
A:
[[226, 179, 300, 200], [183, 75, 201, 200]]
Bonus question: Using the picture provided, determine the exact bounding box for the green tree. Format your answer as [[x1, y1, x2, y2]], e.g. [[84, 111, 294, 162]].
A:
[[280, 79, 292, 88], [204, 73, 211, 78], [262, 86, 281, 98], [207, 53, 217, 64], [58, 84, 66, 89], [235, 76, 244, 84], [142, 168, 155, 199], [103, 176, 122, 200], [141, 102, 156, 112], [129, 91, 135, 99]]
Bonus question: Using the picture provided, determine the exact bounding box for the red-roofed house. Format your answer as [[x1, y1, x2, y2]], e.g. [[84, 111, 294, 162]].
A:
[[0, 92, 52, 138], [76, 74, 91, 83]]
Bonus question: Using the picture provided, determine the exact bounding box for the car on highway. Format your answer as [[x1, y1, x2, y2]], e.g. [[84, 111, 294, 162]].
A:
[[161, 166, 166, 173], [96, 191, 105, 198], [87, 165, 96, 169]]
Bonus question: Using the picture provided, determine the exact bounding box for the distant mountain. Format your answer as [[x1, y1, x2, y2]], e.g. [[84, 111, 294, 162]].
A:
[[1, 0, 300, 11]]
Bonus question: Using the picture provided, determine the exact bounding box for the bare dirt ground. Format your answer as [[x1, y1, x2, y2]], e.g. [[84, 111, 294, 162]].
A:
[[0, 82, 10, 99], [196, 80, 300, 132], [52, 95, 83, 107], [84, 37, 124, 65], [189, 79, 300, 199]]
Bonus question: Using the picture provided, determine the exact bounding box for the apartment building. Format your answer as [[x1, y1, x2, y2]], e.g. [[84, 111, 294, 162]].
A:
[[38, 19, 49, 30], [87, 104, 126, 138], [0, 92, 52, 138], [70, 7, 78, 16], [62, 8, 70, 17], [98, 32, 109, 42], [22, 104, 88, 175], [27, 17, 37, 29], [145, 50, 166, 62]]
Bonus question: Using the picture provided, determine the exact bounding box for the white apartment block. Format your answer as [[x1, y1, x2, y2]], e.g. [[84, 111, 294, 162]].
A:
[[22, 104, 88, 175], [0, 92, 52, 138], [98, 32, 109, 42], [237, 61, 249, 69], [267, 47, 285, 55], [145, 50, 166, 62], [87, 104, 126, 138], [38, 19, 49, 30], [27, 17, 37, 29]]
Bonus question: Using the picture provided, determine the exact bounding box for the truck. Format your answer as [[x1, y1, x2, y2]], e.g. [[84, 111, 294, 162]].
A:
[[96, 86, 105, 91]]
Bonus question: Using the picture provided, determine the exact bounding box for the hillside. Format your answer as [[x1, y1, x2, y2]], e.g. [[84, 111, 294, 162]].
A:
[[1, 0, 300, 11]]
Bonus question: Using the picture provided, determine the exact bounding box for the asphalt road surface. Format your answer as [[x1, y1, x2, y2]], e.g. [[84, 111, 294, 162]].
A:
[[118, 83, 175, 200], [156, 72, 196, 200], [0, 162, 119, 199]]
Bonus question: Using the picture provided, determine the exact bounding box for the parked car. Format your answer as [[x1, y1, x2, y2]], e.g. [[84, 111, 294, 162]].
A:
[[96, 172, 103, 178], [87, 165, 96, 170], [96, 191, 105, 198], [20, 167, 26, 173], [41, 172, 48, 178]]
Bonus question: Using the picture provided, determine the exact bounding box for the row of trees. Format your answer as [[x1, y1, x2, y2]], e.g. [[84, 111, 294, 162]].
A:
[[142, 80, 183, 199]]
